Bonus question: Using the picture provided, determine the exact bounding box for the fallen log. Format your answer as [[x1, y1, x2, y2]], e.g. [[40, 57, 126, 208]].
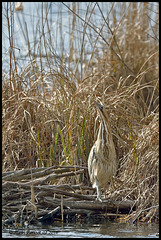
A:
[[2, 166, 135, 227]]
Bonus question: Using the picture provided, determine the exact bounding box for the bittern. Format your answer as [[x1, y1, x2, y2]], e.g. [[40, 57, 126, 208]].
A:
[[88, 102, 117, 201]]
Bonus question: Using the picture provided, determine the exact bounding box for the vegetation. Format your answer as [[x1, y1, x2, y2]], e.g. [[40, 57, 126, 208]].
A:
[[2, 2, 159, 223]]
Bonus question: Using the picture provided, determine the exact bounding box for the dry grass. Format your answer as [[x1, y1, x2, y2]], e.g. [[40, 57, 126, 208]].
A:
[[2, 2, 159, 223]]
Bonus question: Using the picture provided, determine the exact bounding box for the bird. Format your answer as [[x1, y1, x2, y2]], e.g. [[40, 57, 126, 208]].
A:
[[88, 101, 117, 201]]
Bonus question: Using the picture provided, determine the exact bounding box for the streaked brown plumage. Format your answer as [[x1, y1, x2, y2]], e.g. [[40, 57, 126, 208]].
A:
[[88, 102, 117, 201]]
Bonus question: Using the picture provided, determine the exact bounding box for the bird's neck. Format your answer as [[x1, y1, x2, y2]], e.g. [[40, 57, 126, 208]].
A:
[[97, 120, 106, 150]]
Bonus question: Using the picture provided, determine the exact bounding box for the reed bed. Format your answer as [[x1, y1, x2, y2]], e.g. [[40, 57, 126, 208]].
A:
[[2, 2, 159, 224]]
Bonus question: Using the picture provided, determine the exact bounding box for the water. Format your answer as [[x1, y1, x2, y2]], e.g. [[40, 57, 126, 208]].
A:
[[2, 222, 159, 238], [2, 2, 110, 73], [2, 2, 158, 73]]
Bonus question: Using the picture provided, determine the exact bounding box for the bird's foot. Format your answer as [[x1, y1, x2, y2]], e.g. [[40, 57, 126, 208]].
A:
[[96, 196, 102, 202]]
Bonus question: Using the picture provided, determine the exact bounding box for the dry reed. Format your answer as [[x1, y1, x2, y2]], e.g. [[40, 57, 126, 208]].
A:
[[2, 2, 159, 223]]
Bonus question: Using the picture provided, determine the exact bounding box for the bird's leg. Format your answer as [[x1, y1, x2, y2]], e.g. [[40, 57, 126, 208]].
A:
[[110, 177, 116, 190], [95, 177, 102, 202]]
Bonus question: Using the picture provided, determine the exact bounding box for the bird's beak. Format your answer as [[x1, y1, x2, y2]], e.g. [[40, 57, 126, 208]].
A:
[[95, 102, 103, 113]]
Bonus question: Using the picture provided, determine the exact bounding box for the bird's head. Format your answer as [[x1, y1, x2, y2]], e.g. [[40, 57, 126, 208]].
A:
[[95, 101, 108, 121]]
